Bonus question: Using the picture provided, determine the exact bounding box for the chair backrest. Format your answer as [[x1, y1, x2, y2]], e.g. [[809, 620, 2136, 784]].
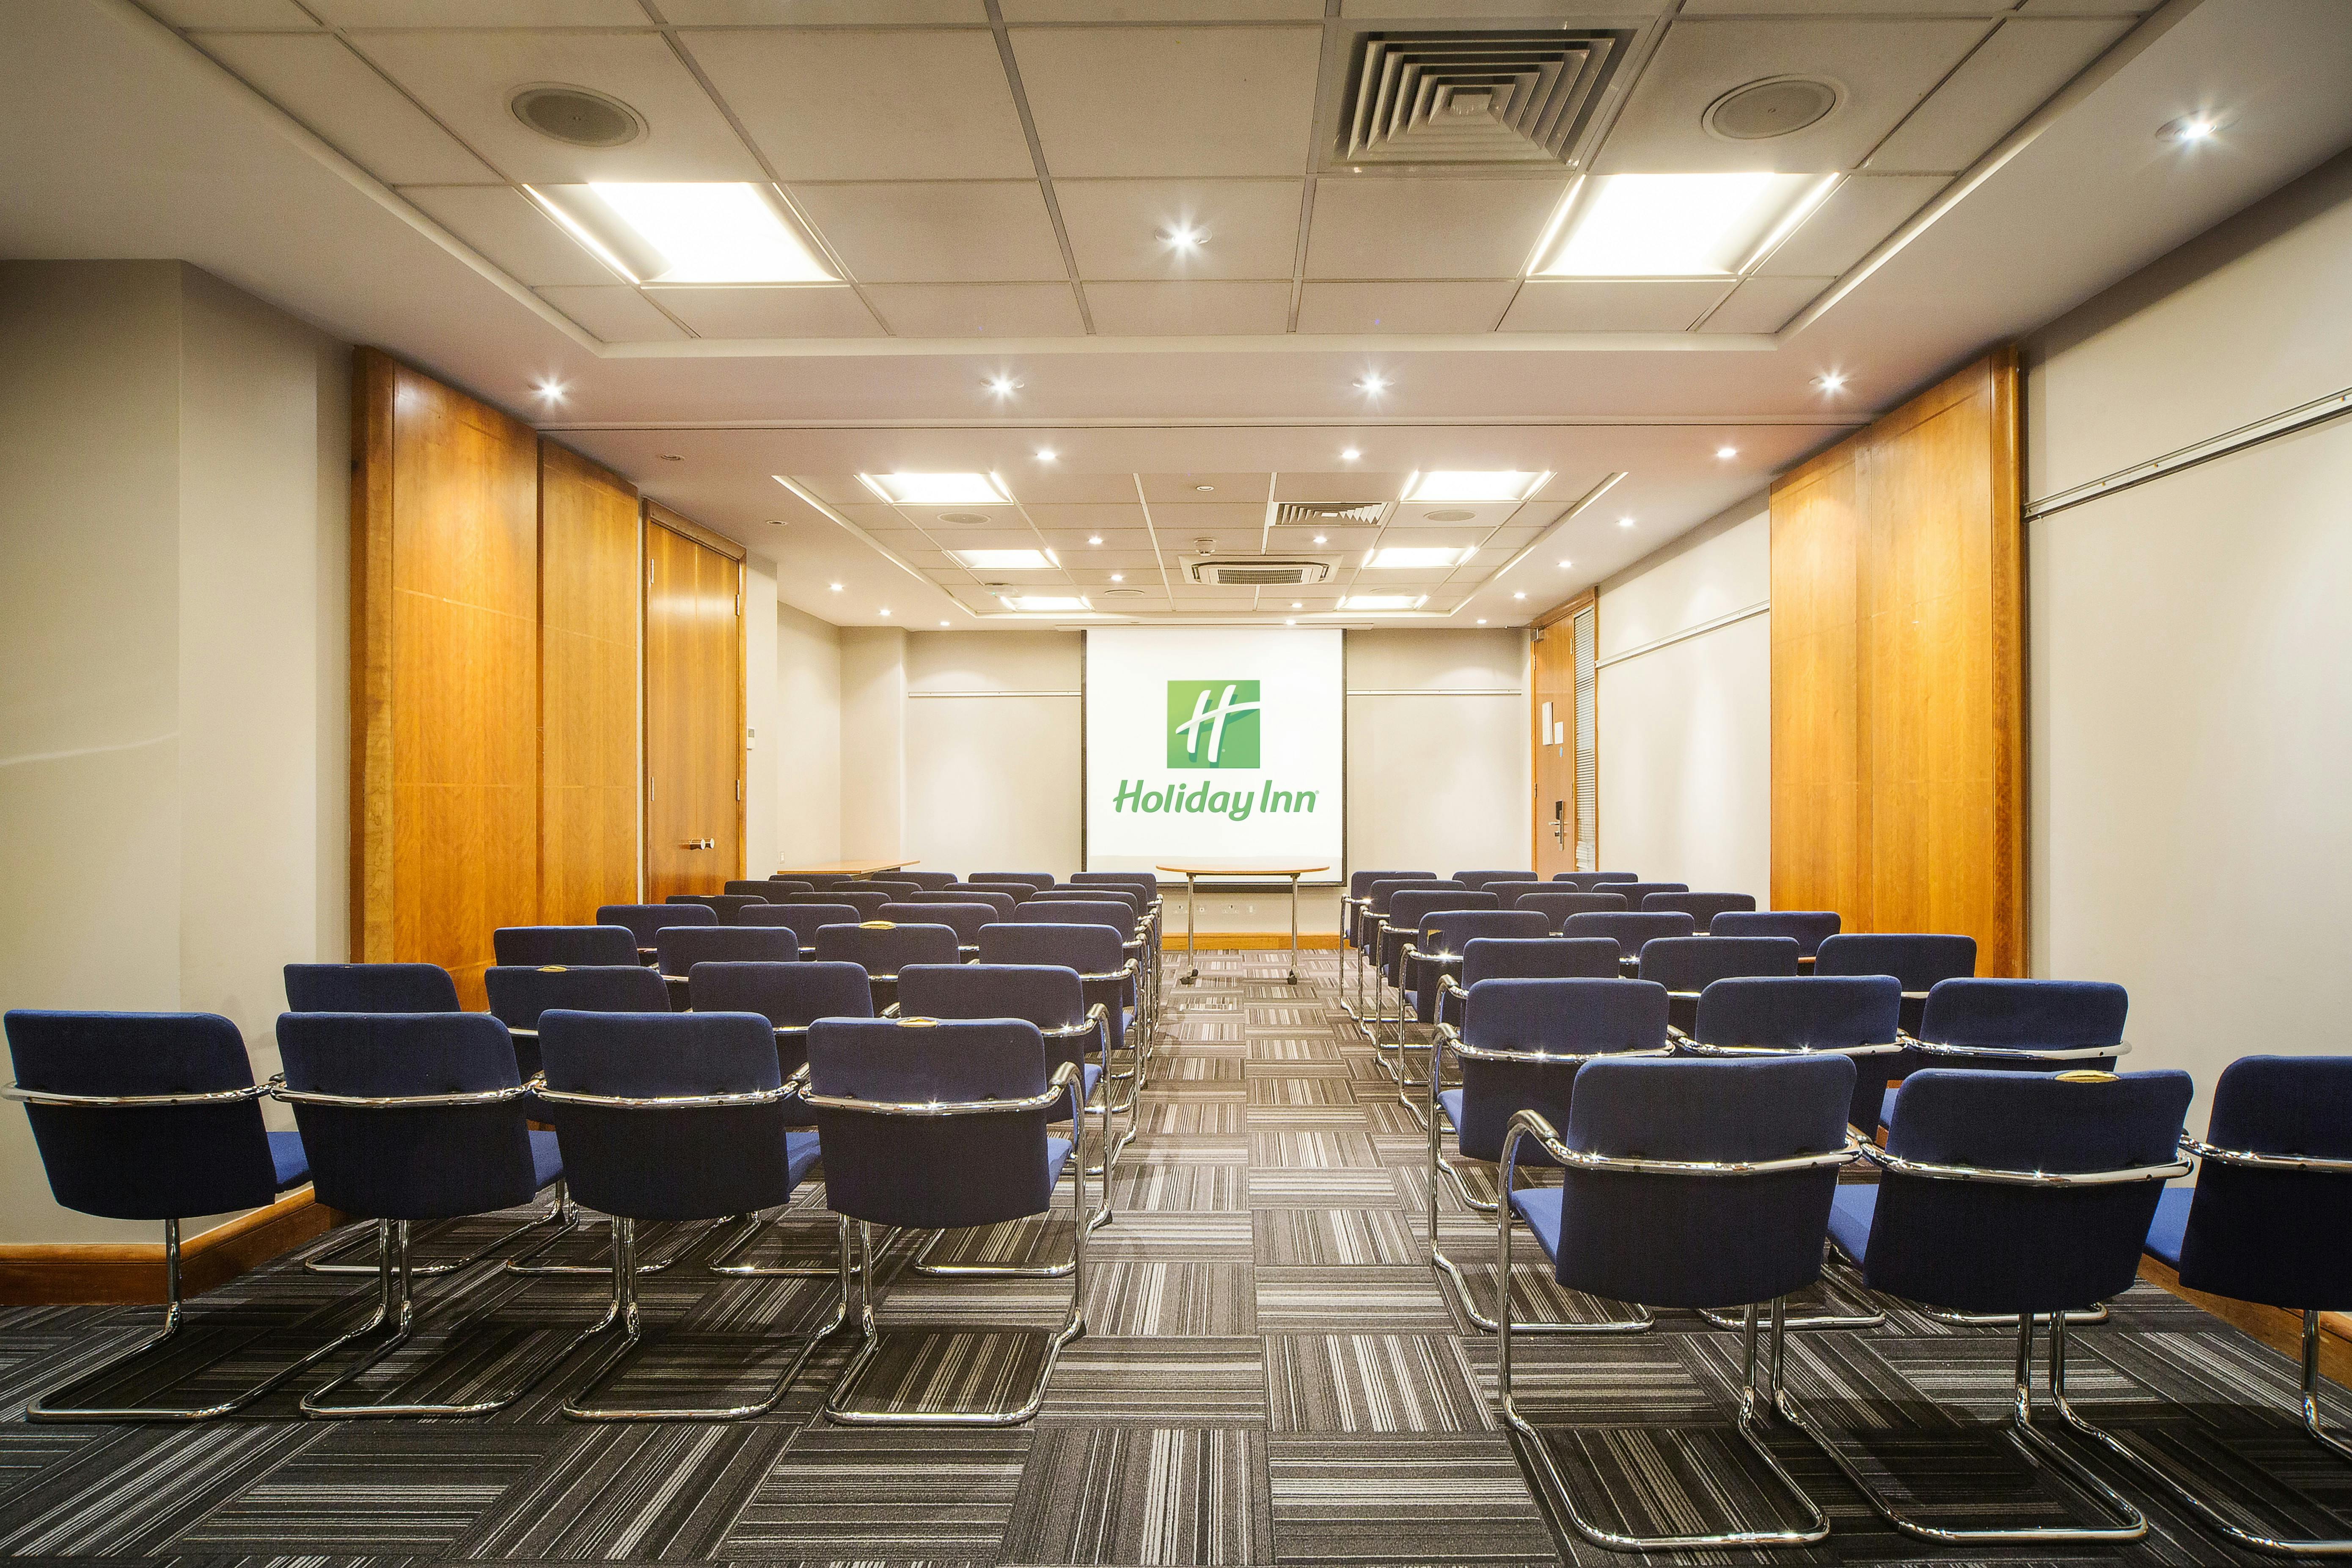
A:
[[898, 963, 1092, 1073], [754, 899, 862, 935], [599, 902, 713, 948], [284, 962, 458, 1014], [687, 960, 872, 1076], [1560, 911, 1696, 957], [1514, 891, 1628, 930], [1010, 898, 1132, 933], [493, 924, 638, 967], [1868, 1068, 2192, 1314], [728, 878, 806, 897], [656, 925, 799, 976], [1606, 881, 1687, 908], [894, 870, 958, 890], [813, 922, 962, 977], [276, 1012, 537, 1220], [1389, 888, 1499, 933], [970, 872, 1056, 892], [1476, 880, 1547, 908], [861, 879, 926, 900], [880, 900, 992, 946], [763, 878, 817, 894], [1451, 977, 1669, 1160], [1709, 910, 1840, 957], [1637, 935, 1800, 993], [808, 1017, 1060, 1230], [1422, 909, 1549, 957], [5, 1010, 281, 1220], [1349, 869, 1434, 898], [1552, 871, 1638, 890], [1643, 891, 1757, 923], [1451, 870, 1532, 891], [1367, 876, 1459, 914], [1916, 978, 2126, 1054], [817, 888, 893, 918], [1461, 937, 1622, 985], [980, 921, 1125, 976], [957, 878, 1034, 904], [484, 963, 669, 1078], [1034, 886, 1142, 916], [1069, 872, 1158, 902], [908, 888, 1017, 920], [1553, 1054, 1855, 1308], [539, 1010, 793, 1221], [1813, 932, 1976, 990], [1690, 975, 1902, 1051], [667, 893, 768, 921], [2177, 1056, 2352, 1307]]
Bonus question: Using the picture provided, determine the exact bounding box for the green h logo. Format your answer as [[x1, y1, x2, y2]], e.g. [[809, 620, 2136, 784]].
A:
[[1167, 680, 1261, 768]]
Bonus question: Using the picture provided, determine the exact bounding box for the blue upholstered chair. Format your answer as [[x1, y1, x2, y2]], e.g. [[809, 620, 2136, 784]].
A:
[[745, 900, 859, 951], [859, 879, 925, 900], [1643, 890, 1757, 925], [728, 878, 808, 898], [533, 1009, 834, 1421], [1403, 912, 1549, 1122], [2127, 1056, 2352, 1555], [1440, 938, 1621, 1025], [814, 888, 893, 919], [1007, 897, 1149, 1036], [284, 962, 459, 1013], [1602, 880, 1687, 910], [1356, 878, 1454, 1042], [766, 877, 819, 894], [666, 892, 768, 922], [1067, 873, 1164, 1021], [1474, 880, 1547, 910], [981, 922, 1142, 1120], [1711, 909, 1840, 966], [1381, 889, 1497, 1080], [1893, 976, 2129, 1134], [1425, 977, 1671, 1332], [655, 925, 799, 1010], [893, 870, 958, 890], [4, 1011, 324, 1421], [1797, 1067, 2194, 1545], [1551, 871, 1638, 890], [1451, 869, 1532, 891], [494, 924, 638, 967], [1814, 931, 1975, 1037], [905, 888, 1016, 922], [1513, 891, 1627, 931], [815, 920, 960, 1010], [598, 901, 713, 963], [275, 1011, 566, 1417], [898, 963, 1116, 1239], [1636, 934, 1800, 1035], [970, 872, 1056, 895], [803, 1017, 1087, 1425], [1560, 910, 1697, 975], [1497, 1054, 1856, 1551], [1342, 871, 1435, 1026], [878, 900, 993, 959]]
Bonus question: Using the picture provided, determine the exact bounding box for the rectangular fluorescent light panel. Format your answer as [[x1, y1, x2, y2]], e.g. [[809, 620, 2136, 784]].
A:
[[1338, 594, 1428, 611], [954, 549, 1054, 569], [859, 473, 1012, 505], [1540, 173, 1821, 277], [1367, 546, 1472, 569], [1402, 471, 1543, 503], [1002, 594, 1090, 612], [530, 183, 834, 283]]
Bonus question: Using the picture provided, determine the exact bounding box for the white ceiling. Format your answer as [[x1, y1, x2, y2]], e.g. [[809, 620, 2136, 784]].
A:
[[4, 0, 2350, 629]]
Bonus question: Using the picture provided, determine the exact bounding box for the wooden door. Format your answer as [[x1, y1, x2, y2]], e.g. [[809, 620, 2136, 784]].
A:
[[644, 513, 743, 901], [1530, 590, 1593, 877]]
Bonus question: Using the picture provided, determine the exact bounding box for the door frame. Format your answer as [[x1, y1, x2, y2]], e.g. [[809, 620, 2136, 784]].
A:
[[641, 501, 747, 893], [1529, 589, 1595, 874]]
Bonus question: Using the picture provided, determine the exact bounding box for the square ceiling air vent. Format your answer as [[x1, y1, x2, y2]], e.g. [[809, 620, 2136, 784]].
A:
[[1274, 502, 1386, 525], [1182, 557, 1335, 587], [1336, 30, 1633, 169]]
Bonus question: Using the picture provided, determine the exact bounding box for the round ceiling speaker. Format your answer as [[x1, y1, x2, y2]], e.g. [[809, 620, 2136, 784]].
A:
[[938, 512, 991, 525], [1422, 509, 1478, 523], [510, 85, 646, 149], [1705, 77, 1840, 141], [1101, 588, 1146, 597]]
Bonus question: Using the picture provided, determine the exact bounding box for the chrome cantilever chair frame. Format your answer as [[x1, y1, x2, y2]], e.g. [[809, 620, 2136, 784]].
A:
[[1429, 977, 1498, 1213], [2063, 1133, 2352, 1557], [914, 1004, 1117, 1274], [1496, 1108, 1851, 1551], [807, 1062, 1087, 1425], [1392, 941, 1463, 1125], [1782, 1139, 2192, 1545], [1, 1080, 353, 1422], [1076, 968, 1140, 1172], [269, 1077, 580, 1419], [1425, 1018, 1670, 1334], [710, 1021, 887, 1280], [529, 1072, 843, 1421]]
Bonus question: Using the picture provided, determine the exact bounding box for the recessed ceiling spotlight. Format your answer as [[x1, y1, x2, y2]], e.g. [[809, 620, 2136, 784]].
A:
[[1193, 484, 1214, 493], [1341, 447, 1362, 461], [1715, 446, 1739, 459], [1088, 535, 1103, 545], [939, 619, 950, 626], [1557, 558, 1572, 568], [1163, 223, 1205, 250], [1290, 600, 1303, 609], [1312, 534, 1328, 545], [1111, 572, 1125, 582], [985, 374, 1022, 397], [1618, 516, 1635, 528], [1477, 618, 1488, 625], [1513, 591, 1527, 600], [531, 377, 567, 401], [1356, 372, 1389, 394], [878, 607, 891, 616], [1816, 371, 1849, 394], [1285, 618, 1297, 626], [1035, 447, 1057, 462], [828, 581, 843, 591], [2159, 112, 2226, 144]]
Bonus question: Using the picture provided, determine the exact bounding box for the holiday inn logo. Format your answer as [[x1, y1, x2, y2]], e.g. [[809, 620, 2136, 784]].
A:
[[1166, 680, 1261, 768]]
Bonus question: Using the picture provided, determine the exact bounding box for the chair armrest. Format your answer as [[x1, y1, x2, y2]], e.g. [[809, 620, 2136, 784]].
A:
[[1452, 1039, 1676, 1067], [1547, 1138, 1860, 1179], [1909, 1039, 2132, 1062], [799, 1058, 1083, 1119], [1859, 1143, 2190, 1187], [4, 1080, 272, 1108], [2180, 1133, 2352, 1173], [528, 1073, 798, 1110], [1675, 1038, 1907, 1059], [270, 1076, 535, 1109], [1042, 1002, 1111, 1041]]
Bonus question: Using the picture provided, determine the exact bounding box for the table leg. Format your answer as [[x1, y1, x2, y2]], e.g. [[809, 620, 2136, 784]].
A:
[[1180, 873, 1199, 985], [1287, 874, 1301, 985]]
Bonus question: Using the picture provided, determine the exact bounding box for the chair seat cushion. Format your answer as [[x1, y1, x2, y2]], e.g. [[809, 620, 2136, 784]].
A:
[[1827, 1183, 1876, 1264], [528, 1128, 564, 1192], [268, 1129, 311, 1190], [2144, 1185, 2192, 1268], [1881, 1085, 1899, 1128], [785, 1129, 822, 1188], [1508, 1184, 1565, 1268], [1438, 1088, 1462, 1131], [1046, 1136, 1074, 1188]]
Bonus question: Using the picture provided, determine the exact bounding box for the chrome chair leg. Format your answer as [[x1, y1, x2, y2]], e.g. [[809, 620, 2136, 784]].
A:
[[506, 1208, 721, 1276], [1777, 1310, 2151, 1543], [25, 1219, 356, 1423], [304, 1183, 568, 1277], [1502, 1292, 1829, 1551], [912, 1132, 1101, 1276], [559, 1215, 845, 1421], [1697, 1246, 1887, 1331], [1826, 1236, 2092, 1328]]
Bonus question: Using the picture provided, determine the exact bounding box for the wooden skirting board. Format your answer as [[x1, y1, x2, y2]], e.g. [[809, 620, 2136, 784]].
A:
[[0, 1190, 343, 1305], [2139, 1256, 2352, 1389], [1160, 933, 1344, 950]]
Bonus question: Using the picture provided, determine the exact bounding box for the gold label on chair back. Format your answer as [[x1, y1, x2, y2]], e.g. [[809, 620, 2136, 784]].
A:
[[858, 920, 895, 929], [538, 965, 567, 972], [899, 1016, 938, 1028], [2055, 1069, 2119, 1084]]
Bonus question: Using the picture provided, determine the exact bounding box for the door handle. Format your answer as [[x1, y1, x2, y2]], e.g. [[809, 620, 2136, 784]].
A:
[[679, 838, 715, 850]]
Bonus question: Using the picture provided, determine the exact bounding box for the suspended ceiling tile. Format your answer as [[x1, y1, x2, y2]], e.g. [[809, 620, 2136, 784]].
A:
[[2014, 0, 2154, 11], [350, 30, 761, 184], [1592, 19, 1993, 174], [1756, 174, 1946, 275], [1698, 274, 1832, 333], [1499, 278, 1728, 332], [1868, 18, 2136, 174], [1677, 0, 2013, 11], [938, 529, 1053, 554], [146, 0, 318, 29], [1054, 179, 1305, 281], [886, 502, 1026, 532], [1137, 475, 1271, 503], [1271, 473, 1405, 501], [1304, 178, 1564, 281], [1045, 548, 1163, 571], [1004, 0, 1320, 15], [197, 34, 495, 186], [1010, 25, 1323, 178], [660, 1, 986, 19], [682, 28, 1035, 182], [1018, 502, 1152, 529], [644, 286, 885, 338], [1007, 474, 1151, 504], [795, 477, 880, 508], [535, 285, 690, 341], [400, 185, 617, 285], [1295, 280, 1517, 334], [1083, 280, 1290, 336], [792, 182, 1067, 283], [311, 0, 646, 18], [864, 283, 1087, 338]]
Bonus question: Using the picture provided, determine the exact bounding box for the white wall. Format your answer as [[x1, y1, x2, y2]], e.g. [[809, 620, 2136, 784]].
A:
[[2023, 148, 2352, 1132], [740, 551, 779, 875], [1344, 627, 1531, 883], [837, 625, 906, 860], [905, 632, 1081, 879], [0, 261, 349, 1243], [1594, 498, 1772, 897], [772, 601, 842, 869]]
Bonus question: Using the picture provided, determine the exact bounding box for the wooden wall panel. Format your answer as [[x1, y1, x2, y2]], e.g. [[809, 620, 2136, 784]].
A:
[[1529, 591, 1589, 877], [1769, 349, 2023, 974], [351, 348, 540, 1008], [539, 442, 640, 924], [643, 506, 743, 900]]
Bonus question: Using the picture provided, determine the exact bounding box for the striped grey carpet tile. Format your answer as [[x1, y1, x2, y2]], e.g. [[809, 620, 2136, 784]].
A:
[[1001, 1426, 1270, 1565]]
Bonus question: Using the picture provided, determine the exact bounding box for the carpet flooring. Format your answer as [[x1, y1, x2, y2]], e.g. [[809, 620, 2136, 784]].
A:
[[1, 948, 2347, 1566]]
